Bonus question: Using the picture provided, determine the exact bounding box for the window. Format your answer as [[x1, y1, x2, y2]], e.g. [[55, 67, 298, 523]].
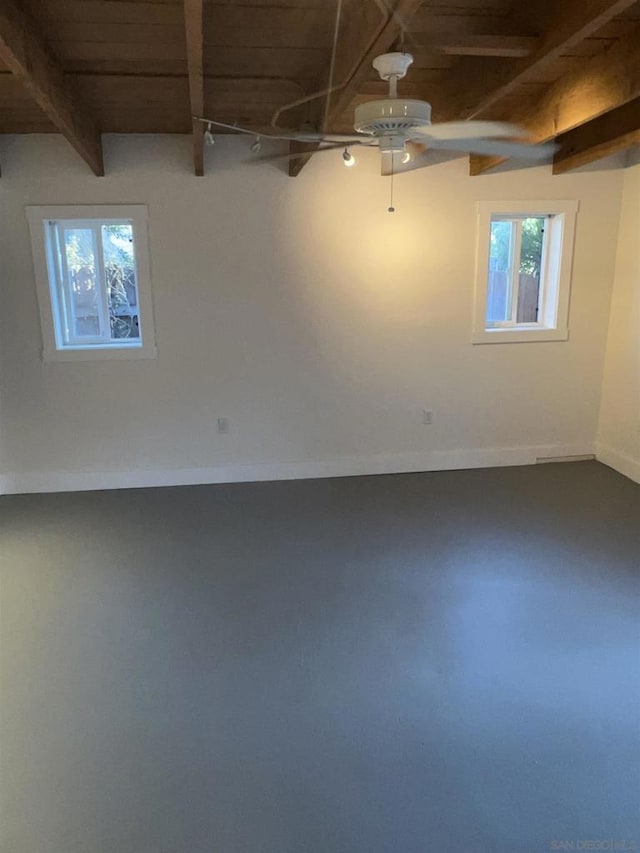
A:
[[27, 205, 156, 360], [472, 200, 579, 344]]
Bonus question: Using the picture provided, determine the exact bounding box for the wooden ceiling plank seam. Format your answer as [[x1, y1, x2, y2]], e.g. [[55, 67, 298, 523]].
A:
[[46, 23, 187, 47], [0, 0, 103, 174], [52, 43, 188, 62], [55, 44, 330, 80], [469, 23, 640, 174], [183, 0, 204, 175], [201, 6, 332, 30], [433, 34, 539, 57], [410, 10, 525, 32], [31, 1, 186, 27]]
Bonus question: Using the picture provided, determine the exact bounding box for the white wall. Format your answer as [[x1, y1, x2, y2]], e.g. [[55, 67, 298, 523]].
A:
[[0, 135, 626, 491], [597, 158, 640, 483]]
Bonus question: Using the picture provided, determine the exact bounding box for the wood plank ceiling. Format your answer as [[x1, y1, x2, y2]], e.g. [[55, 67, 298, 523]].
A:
[[0, 0, 638, 176]]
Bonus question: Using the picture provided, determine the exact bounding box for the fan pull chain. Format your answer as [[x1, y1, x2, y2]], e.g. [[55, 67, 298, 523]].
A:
[[388, 155, 395, 213]]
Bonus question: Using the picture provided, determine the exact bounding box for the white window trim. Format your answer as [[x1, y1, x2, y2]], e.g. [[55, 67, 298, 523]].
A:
[[27, 204, 157, 361], [472, 199, 579, 344]]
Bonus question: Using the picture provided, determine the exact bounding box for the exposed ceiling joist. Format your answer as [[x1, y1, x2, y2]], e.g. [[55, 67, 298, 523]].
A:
[[552, 97, 640, 174], [0, 0, 638, 178], [438, 0, 639, 121], [184, 0, 204, 175], [0, 0, 103, 176], [469, 25, 640, 175]]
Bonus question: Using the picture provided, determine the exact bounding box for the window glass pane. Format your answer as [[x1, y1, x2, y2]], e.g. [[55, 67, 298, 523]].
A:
[[102, 223, 140, 340], [64, 228, 100, 338], [487, 219, 513, 323], [517, 217, 545, 323]]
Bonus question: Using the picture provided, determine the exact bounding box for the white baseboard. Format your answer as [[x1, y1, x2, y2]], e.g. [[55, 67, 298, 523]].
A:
[[595, 442, 640, 484], [0, 443, 597, 495]]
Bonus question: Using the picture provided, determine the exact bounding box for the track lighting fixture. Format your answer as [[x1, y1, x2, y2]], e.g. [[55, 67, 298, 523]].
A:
[[250, 137, 261, 153], [401, 150, 411, 164], [342, 147, 356, 167], [204, 123, 215, 146]]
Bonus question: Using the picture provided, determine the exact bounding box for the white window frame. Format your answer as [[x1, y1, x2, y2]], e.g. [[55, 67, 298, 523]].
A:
[[27, 204, 157, 361], [472, 200, 579, 344]]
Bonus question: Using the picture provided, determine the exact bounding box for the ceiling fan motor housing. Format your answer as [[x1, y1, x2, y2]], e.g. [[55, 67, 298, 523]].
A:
[[372, 52, 414, 81], [354, 99, 432, 151]]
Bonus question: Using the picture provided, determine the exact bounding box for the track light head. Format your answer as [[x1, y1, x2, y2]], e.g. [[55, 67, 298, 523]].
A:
[[342, 147, 356, 167]]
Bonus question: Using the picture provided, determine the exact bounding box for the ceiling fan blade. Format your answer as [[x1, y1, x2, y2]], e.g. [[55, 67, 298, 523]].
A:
[[411, 121, 527, 141], [424, 137, 558, 161]]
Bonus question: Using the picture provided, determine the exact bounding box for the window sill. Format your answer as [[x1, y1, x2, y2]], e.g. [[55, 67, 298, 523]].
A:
[[42, 344, 157, 362], [471, 327, 569, 345]]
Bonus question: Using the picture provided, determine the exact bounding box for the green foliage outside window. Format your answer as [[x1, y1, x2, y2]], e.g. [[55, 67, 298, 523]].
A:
[[490, 216, 545, 278]]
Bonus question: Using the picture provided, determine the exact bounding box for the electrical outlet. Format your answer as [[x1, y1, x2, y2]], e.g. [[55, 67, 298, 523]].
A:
[[216, 417, 229, 434], [422, 409, 433, 425]]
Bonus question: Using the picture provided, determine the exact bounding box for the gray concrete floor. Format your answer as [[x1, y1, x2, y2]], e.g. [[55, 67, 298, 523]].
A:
[[1, 461, 639, 853]]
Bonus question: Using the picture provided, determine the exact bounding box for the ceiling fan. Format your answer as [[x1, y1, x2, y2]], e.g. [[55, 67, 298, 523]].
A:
[[195, 51, 555, 176]]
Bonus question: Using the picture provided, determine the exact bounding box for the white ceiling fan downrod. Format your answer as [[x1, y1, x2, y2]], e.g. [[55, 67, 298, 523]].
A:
[[354, 52, 432, 157]]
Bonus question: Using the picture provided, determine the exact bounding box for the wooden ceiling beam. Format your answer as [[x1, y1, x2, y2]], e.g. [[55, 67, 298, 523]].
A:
[[438, 0, 639, 121], [551, 97, 640, 173], [469, 25, 640, 175], [0, 0, 103, 175], [183, 0, 204, 175]]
